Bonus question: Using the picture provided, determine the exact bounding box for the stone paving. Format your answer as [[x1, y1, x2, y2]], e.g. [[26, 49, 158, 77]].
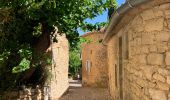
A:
[[59, 79, 111, 100]]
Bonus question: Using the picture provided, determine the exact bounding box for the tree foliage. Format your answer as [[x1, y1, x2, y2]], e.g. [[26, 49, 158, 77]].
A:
[[0, 0, 117, 46], [69, 37, 88, 76], [69, 50, 81, 75]]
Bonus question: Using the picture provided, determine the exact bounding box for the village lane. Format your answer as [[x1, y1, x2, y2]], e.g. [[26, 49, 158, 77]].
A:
[[59, 79, 111, 100], [59, 87, 111, 100]]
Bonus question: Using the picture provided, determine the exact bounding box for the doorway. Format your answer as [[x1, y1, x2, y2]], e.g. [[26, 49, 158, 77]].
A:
[[119, 37, 123, 100]]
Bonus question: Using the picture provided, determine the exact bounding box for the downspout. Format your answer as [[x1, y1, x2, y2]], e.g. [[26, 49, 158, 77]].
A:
[[102, 0, 152, 45]]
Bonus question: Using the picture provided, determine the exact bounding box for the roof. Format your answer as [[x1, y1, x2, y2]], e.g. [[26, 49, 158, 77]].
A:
[[102, 0, 169, 44], [81, 27, 106, 37]]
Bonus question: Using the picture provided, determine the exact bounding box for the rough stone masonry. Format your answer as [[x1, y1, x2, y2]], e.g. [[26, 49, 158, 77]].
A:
[[125, 3, 170, 100], [106, 2, 170, 100]]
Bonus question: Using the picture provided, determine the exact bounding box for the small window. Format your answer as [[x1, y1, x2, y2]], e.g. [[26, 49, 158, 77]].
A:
[[85, 60, 91, 73], [85, 61, 88, 71], [98, 39, 103, 43]]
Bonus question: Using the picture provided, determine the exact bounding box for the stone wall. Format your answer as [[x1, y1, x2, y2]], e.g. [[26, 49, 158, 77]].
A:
[[107, 36, 119, 100], [1, 86, 43, 100], [107, 3, 170, 100], [49, 33, 69, 99], [81, 32, 108, 88]]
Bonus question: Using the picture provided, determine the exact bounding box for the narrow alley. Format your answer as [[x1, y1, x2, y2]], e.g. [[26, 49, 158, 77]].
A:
[[59, 79, 111, 100]]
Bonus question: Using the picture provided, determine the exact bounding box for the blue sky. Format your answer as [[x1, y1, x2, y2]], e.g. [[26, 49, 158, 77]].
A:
[[78, 0, 125, 35]]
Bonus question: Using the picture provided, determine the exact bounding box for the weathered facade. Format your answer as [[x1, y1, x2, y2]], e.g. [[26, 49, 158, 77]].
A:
[[49, 33, 69, 99], [103, 0, 170, 100], [81, 31, 108, 88]]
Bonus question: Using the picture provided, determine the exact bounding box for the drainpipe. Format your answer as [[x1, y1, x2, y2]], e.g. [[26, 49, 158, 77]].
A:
[[102, 0, 152, 45]]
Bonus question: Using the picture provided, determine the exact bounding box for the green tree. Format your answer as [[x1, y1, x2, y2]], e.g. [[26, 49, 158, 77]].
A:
[[69, 37, 87, 76], [0, 0, 118, 46], [69, 50, 81, 76]]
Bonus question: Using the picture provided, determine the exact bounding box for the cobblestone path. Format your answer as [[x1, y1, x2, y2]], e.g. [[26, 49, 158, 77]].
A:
[[59, 79, 111, 100]]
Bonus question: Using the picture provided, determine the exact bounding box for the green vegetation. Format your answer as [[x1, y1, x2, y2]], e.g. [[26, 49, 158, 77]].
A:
[[0, 0, 117, 90], [69, 37, 87, 76], [69, 50, 81, 76]]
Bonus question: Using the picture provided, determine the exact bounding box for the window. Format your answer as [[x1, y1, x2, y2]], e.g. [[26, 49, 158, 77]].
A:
[[98, 39, 103, 43], [86, 60, 91, 73], [90, 50, 92, 54]]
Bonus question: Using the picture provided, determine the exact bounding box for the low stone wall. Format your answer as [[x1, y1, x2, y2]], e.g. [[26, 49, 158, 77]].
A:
[[1, 86, 44, 100]]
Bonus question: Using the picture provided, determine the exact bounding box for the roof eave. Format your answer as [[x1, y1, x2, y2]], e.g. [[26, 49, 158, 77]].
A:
[[102, 0, 152, 45]]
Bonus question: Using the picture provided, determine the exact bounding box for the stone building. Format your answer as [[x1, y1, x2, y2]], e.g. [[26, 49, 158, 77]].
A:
[[49, 33, 69, 99], [103, 0, 170, 100], [81, 30, 108, 88]]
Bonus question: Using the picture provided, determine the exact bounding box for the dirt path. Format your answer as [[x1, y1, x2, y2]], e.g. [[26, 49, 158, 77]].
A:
[[59, 79, 111, 100]]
